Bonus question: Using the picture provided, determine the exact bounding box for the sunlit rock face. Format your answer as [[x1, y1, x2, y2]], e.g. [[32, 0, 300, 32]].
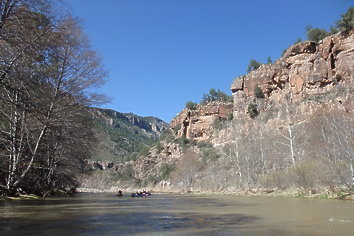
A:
[[169, 30, 354, 144], [231, 29, 354, 105], [170, 103, 233, 141], [133, 30, 354, 186]]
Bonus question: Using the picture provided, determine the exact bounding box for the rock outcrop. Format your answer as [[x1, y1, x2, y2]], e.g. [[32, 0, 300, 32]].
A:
[[85, 160, 114, 170], [133, 142, 183, 180], [231, 29, 354, 105], [170, 103, 233, 141]]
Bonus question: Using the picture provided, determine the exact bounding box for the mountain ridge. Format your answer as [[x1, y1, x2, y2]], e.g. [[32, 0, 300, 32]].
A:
[[90, 107, 169, 162]]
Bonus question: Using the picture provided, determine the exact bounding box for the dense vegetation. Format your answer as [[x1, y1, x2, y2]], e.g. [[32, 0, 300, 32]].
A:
[[0, 0, 105, 196], [91, 108, 167, 162]]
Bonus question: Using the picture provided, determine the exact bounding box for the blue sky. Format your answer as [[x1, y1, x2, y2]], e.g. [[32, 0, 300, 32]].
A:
[[67, 0, 352, 122]]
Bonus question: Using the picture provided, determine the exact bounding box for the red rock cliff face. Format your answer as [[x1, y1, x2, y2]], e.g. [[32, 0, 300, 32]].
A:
[[170, 103, 233, 141], [170, 30, 354, 142], [231, 29, 354, 106]]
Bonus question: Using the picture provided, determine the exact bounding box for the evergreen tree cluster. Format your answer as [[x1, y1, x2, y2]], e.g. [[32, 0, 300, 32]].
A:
[[201, 88, 233, 104], [185, 88, 233, 110], [306, 7, 354, 42]]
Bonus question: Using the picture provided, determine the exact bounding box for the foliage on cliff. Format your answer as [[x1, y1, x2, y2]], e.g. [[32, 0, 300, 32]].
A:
[[201, 88, 233, 104], [91, 108, 168, 162]]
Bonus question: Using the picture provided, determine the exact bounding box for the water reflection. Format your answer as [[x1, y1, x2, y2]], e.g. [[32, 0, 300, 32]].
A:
[[1, 193, 353, 235]]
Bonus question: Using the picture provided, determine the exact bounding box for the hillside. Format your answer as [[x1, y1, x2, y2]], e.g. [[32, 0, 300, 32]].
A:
[[127, 29, 354, 196], [90, 108, 169, 162]]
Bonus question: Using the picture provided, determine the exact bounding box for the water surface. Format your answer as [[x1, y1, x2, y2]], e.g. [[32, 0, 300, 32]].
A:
[[1, 193, 353, 235]]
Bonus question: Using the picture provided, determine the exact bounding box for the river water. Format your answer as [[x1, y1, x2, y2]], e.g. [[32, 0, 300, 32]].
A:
[[0, 192, 353, 235]]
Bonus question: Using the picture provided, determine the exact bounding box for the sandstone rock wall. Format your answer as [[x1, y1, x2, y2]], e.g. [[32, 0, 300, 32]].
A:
[[131, 30, 354, 186], [231, 29, 354, 108], [170, 103, 233, 141], [133, 142, 183, 180]]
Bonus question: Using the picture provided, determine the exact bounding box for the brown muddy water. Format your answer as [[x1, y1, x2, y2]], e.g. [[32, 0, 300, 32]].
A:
[[0, 192, 353, 235]]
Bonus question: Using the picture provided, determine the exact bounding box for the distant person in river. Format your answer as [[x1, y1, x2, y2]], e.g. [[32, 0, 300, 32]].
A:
[[116, 190, 123, 197]]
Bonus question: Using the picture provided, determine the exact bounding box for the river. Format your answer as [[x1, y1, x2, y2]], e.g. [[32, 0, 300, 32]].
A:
[[0, 192, 353, 235]]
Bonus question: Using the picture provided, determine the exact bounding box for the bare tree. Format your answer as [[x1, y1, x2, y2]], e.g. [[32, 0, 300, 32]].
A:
[[314, 111, 354, 188], [0, 3, 106, 196], [172, 150, 204, 192]]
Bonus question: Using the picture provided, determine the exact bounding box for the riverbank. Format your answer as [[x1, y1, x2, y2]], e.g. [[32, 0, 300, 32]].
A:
[[76, 186, 354, 200], [0, 194, 41, 200], [0, 188, 76, 200], [4, 186, 351, 200], [185, 189, 354, 200]]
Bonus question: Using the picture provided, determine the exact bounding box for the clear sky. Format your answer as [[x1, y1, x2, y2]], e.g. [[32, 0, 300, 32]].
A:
[[66, 0, 352, 122]]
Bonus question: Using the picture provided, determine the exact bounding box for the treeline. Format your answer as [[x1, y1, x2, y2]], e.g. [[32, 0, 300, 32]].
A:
[[0, 1, 105, 196], [185, 88, 232, 110]]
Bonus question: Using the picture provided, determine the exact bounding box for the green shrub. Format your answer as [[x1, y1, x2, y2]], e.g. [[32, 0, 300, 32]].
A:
[[247, 103, 259, 118], [172, 124, 181, 134], [226, 112, 233, 121], [336, 7, 354, 31], [254, 85, 265, 99], [139, 146, 151, 156], [160, 129, 174, 142], [123, 152, 138, 162], [174, 135, 192, 149], [247, 59, 262, 72], [336, 191, 348, 200], [212, 117, 226, 130], [155, 142, 164, 154], [306, 27, 329, 42], [294, 37, 302, 44], [185, 101, 198, 110], [201, 88, 233, 104], [266, 56, 273, 64]]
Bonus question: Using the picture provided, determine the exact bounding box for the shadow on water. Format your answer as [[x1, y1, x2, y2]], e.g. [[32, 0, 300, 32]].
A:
[[3, 192, 351, 235], [0, 193, 265, 235], [0, 211, 260, 235]]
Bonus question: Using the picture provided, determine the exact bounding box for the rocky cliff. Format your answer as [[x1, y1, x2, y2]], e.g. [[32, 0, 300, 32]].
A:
[[231, 29, 354, 112], [169, 29, 354, 145], [83, 30, 354, 194], [170, 103, 233, 141], [131, 29, 354, 192]]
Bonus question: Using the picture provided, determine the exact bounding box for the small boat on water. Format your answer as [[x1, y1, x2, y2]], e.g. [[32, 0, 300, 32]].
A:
[[116, 190, 123, 197], [131, 191, 151, 197]]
